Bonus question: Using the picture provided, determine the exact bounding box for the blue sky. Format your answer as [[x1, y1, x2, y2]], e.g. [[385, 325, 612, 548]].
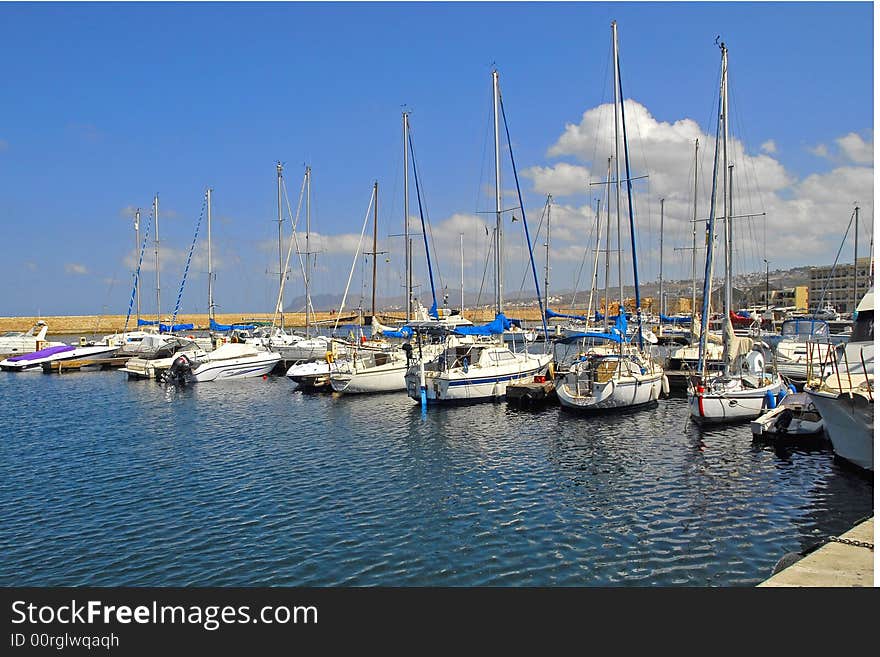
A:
[[0, 2, 873, 317]]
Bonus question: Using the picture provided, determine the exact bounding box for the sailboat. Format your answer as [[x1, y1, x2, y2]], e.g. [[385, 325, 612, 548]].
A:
[[555, 21, 666, 412], [403, 69, 552, 404], [804, 288, 873, 470], [687, 41, 785, 423], [164, 188, 281, 383]]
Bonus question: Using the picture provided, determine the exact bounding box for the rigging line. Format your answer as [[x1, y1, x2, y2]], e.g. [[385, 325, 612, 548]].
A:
[[123, 206, 154, 335], [170, 195, 208, 326], [475, 227, 493, 311], [519, 199, 548, 292], [406, 127, 439, 312], [334, 186, 376, 333], [271, 171, 308, 328], [499, 93, 548, 343], [406, 124, 445, 296], [815, 207, 858, 310]]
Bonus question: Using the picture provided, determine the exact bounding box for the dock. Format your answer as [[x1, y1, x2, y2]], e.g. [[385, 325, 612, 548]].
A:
[[758, 517, 874, 587], [42, 357, 130, 374], [506, 379, 558, 408]]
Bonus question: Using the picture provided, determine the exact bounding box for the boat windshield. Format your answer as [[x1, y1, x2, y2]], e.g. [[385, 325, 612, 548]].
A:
[[781, 318, 830, 338]]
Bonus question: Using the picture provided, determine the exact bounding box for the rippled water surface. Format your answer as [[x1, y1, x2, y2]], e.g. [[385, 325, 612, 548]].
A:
[[0, 369, 872, 586]]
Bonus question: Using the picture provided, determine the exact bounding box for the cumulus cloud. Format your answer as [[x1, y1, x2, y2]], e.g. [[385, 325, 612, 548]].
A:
[[65, 263, 88, 275], [761, 140, 777, 154], [836, 132, 873, 164], [809, 143, 830, 158]]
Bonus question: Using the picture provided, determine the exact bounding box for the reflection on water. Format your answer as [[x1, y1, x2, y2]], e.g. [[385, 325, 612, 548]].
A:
[[0, 370, 872, 586]]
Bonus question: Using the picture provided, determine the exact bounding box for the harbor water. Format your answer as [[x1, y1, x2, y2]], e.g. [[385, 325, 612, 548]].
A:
[[0, 369, 872, 586]]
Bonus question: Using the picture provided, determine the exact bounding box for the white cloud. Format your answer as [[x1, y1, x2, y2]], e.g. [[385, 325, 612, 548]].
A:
[[836, 132, 873, 164], [761, 140, 777, 154], [809, 143, 830, 158], [65, 263, 88, 275], [523, 162, 592, 197]]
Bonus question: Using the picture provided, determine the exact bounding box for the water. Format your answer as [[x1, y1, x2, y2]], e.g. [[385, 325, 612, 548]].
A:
[[0, 370, 872, 586]]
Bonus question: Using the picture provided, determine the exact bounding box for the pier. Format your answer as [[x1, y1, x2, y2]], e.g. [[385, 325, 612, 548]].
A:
[[759, 517, 874, 587], [41, 357, 130, 374]]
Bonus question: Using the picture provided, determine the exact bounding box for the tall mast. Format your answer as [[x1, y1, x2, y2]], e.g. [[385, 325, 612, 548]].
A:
[[276, 161, 285, 329], [854, 205, 859, 313], [403, 111, 411, 321], [612, 21, 623, 317], [691, 138, 699, 332], [305, 165, 312, 337], [371, 181, 379, 318], [134, 208, 141, 323], [659, 197, 665, 316], [543, 194, 552, 313], [493, 69, 503, 315], [603, 156, 612, 331], [154, 194, 160, 330], [207, 188, 214, 321], [721, 44, 730, 328]]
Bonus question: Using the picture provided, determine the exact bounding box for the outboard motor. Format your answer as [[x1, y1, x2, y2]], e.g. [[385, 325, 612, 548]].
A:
[[164, 354, 193, 385]]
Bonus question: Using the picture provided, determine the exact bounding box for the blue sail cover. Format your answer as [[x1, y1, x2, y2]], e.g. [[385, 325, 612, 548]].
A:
[[453, 312, 521, 336], [428, 301, 439, 319], [545, 308, 587, 321], [137, 319, 195, 332], [660, 313, 691, 324], [560, 331, 622, 344], [611, 312, 628, 340], [209, 319, 256, 331], [382, 326, 414, 339]]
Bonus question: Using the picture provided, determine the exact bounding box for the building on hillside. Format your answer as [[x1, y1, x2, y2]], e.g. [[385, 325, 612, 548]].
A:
[[809, 257, 872, 314], [754, 285, 809, 312]]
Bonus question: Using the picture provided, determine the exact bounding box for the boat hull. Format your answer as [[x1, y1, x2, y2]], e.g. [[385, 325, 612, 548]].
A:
[[688, 376, 785, 424], [805, 389, 873, 471], [188, 354, 281, 382], [330, 363, 407, 394], [556, 370, 664, 411]]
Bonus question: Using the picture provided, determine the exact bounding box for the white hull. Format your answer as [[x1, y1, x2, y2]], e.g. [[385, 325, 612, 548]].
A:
[[556, 369, 664, 411], [688, 375, 785, 423], [805, 389, 873, 471], [188, 353, 280, 382], [330, 363, 407, 393], [286, 360, 333, 389], [276, 337, 332, 362], [405, 352, 552, 403], [750, 393, 823, 438]]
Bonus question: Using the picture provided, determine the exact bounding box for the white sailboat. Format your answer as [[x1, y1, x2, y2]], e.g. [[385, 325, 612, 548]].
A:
[[403, 69, 552, 404], [805, 288, 873, 470], [555, 21, 665, 412], [687, 41, 785, 424]]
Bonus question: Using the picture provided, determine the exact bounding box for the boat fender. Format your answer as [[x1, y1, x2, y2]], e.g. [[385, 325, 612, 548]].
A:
[[462, 356, 469, 373], [661, 375, 670, 396], [548, 361, 555, 379], [776, 389, 787, 405], [764, 389, 777, 410], [787, 384, 797, 395], [325, 351, 335, 364]]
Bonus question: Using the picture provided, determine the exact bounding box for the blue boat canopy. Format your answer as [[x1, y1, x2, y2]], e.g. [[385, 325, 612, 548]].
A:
[[138, 318, 195, 332], [659, 313, 691, 324], [558, 331, 622, 344], [209, 319, 256, 332], [382, 326, 414, 339], [453, 312, 521, 336]]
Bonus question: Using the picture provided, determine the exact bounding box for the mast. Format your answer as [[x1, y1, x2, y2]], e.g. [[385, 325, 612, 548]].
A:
[[659, 197, 665, 317], [603, 156, 612, 331], [154, 194, 160, 330], [691, 138, 699, 333], [371, 181, 378, 318], [134, 208, 141, 323], [853, 205, 859, 313], [207, 188, 214, 321], [403, 111, 412, 321], [493, 69, 503, 315], [305, 165, 312, 338], [612, 21, 623, 317], [721, 44, 731, 337], [276, 161, 285, 329], [543, 194, 552, 313]]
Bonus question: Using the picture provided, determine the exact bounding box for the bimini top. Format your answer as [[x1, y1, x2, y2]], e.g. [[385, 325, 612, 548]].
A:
[[138, 318, 195, 332], [209, 318, 256, 332]]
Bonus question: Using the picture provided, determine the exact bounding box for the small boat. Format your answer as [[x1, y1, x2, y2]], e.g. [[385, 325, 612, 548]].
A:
[[120, 334, 207, 380], [772, 318, 839, 382], [286, 358, 335, 391], [164, 341, 281, 383], [750, 391, 824, 439], [0, 344, 76, 371], [0, 321, 59, 358]]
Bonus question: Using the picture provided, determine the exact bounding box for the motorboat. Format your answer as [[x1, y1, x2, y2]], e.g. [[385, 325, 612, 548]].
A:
[[772, 318, 840, 382], [164, 341, 281, 383], [750, 391, 824, 439], [0, 321, 60, 358], [120, 334, 207, 380]]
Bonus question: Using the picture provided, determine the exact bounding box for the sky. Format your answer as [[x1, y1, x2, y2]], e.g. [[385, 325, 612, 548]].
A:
[[0, 1, 874, 317]]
